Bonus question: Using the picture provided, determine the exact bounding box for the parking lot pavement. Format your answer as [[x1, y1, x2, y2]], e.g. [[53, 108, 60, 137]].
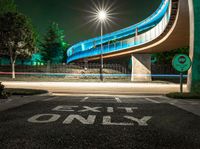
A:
[[0, 95, 51, 112], [0, 95, 200, 149]]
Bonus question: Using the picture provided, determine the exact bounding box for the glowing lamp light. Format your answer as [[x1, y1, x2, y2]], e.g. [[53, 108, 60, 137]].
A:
[[97, 10, 107, 22], [85, 0, 117, 28]]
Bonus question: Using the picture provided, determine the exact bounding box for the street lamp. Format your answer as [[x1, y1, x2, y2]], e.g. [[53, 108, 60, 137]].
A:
[[97, 10, 108, 81], [86, 1, 116, 81]]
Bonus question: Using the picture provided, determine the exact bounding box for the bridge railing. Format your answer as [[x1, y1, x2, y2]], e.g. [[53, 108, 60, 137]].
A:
[[0, 63, 129, 74], [67, 0, 172, 63]]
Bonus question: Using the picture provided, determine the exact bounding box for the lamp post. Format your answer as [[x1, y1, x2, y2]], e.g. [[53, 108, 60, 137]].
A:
[[100, 21, 104, 81], [98, 10, 107, 81]]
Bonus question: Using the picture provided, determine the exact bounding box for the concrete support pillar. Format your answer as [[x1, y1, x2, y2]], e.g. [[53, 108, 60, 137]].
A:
[[135, 28, 138, 36], [187, 0, 200, 92], [131, 54, 152, 82]]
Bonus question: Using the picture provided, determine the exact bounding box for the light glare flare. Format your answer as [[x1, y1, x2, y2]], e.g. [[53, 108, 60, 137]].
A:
[[85, 0, 119, 33], [97, 10, 107, 22]]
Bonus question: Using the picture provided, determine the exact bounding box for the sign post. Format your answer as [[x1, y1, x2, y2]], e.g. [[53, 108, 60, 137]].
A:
[[180, 72, 183, 93], [172, 54, 192, 93]]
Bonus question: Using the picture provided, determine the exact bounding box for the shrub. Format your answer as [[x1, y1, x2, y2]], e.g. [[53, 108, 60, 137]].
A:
[[166, 92, 200, 99], [0, 82, 8, 99]]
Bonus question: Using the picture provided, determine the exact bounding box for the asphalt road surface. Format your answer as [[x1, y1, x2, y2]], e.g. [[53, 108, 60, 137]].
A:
[[0, 95, 200, 149]]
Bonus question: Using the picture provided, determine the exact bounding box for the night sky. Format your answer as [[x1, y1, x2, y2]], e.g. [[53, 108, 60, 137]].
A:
[[15, 0, 161, 44]]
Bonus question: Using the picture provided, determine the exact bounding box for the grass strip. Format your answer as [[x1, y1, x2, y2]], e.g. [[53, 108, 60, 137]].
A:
[[166, 92, 200, 99]]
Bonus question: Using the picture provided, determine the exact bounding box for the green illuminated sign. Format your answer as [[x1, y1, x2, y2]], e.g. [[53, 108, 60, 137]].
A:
[[172, 54, 192, 72], [151, 54, 157, 63]]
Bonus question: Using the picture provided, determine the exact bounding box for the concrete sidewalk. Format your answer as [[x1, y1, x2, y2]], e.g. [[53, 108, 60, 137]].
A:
[[2, 81, 187, 95]]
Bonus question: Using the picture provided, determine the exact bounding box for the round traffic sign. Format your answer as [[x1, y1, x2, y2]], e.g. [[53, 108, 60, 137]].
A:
[[151, 54, 157, 63], [172, 54, 192, 72]]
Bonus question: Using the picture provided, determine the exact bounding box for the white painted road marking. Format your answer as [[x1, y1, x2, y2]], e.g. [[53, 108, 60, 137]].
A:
[[115, 97, 122, 103], [78, 106, 101, 113], [52, 106, 79, 112], [144, 98, 160, 104], [118, 107, 138, 113], [63, 115, 96, 125], [102, 116, 133, 126], [28, 114, 60, 123], [80, 97, 89, 102], [190, 102, 199, 105], [102, 116, 152, 126], [107, 107, 114, 113], [28, 105, 152, 126], [51, 106, 139, 113], [124, 116, 152, 126], [43, 97, 58, 101], [28, 114, 152, 126]]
